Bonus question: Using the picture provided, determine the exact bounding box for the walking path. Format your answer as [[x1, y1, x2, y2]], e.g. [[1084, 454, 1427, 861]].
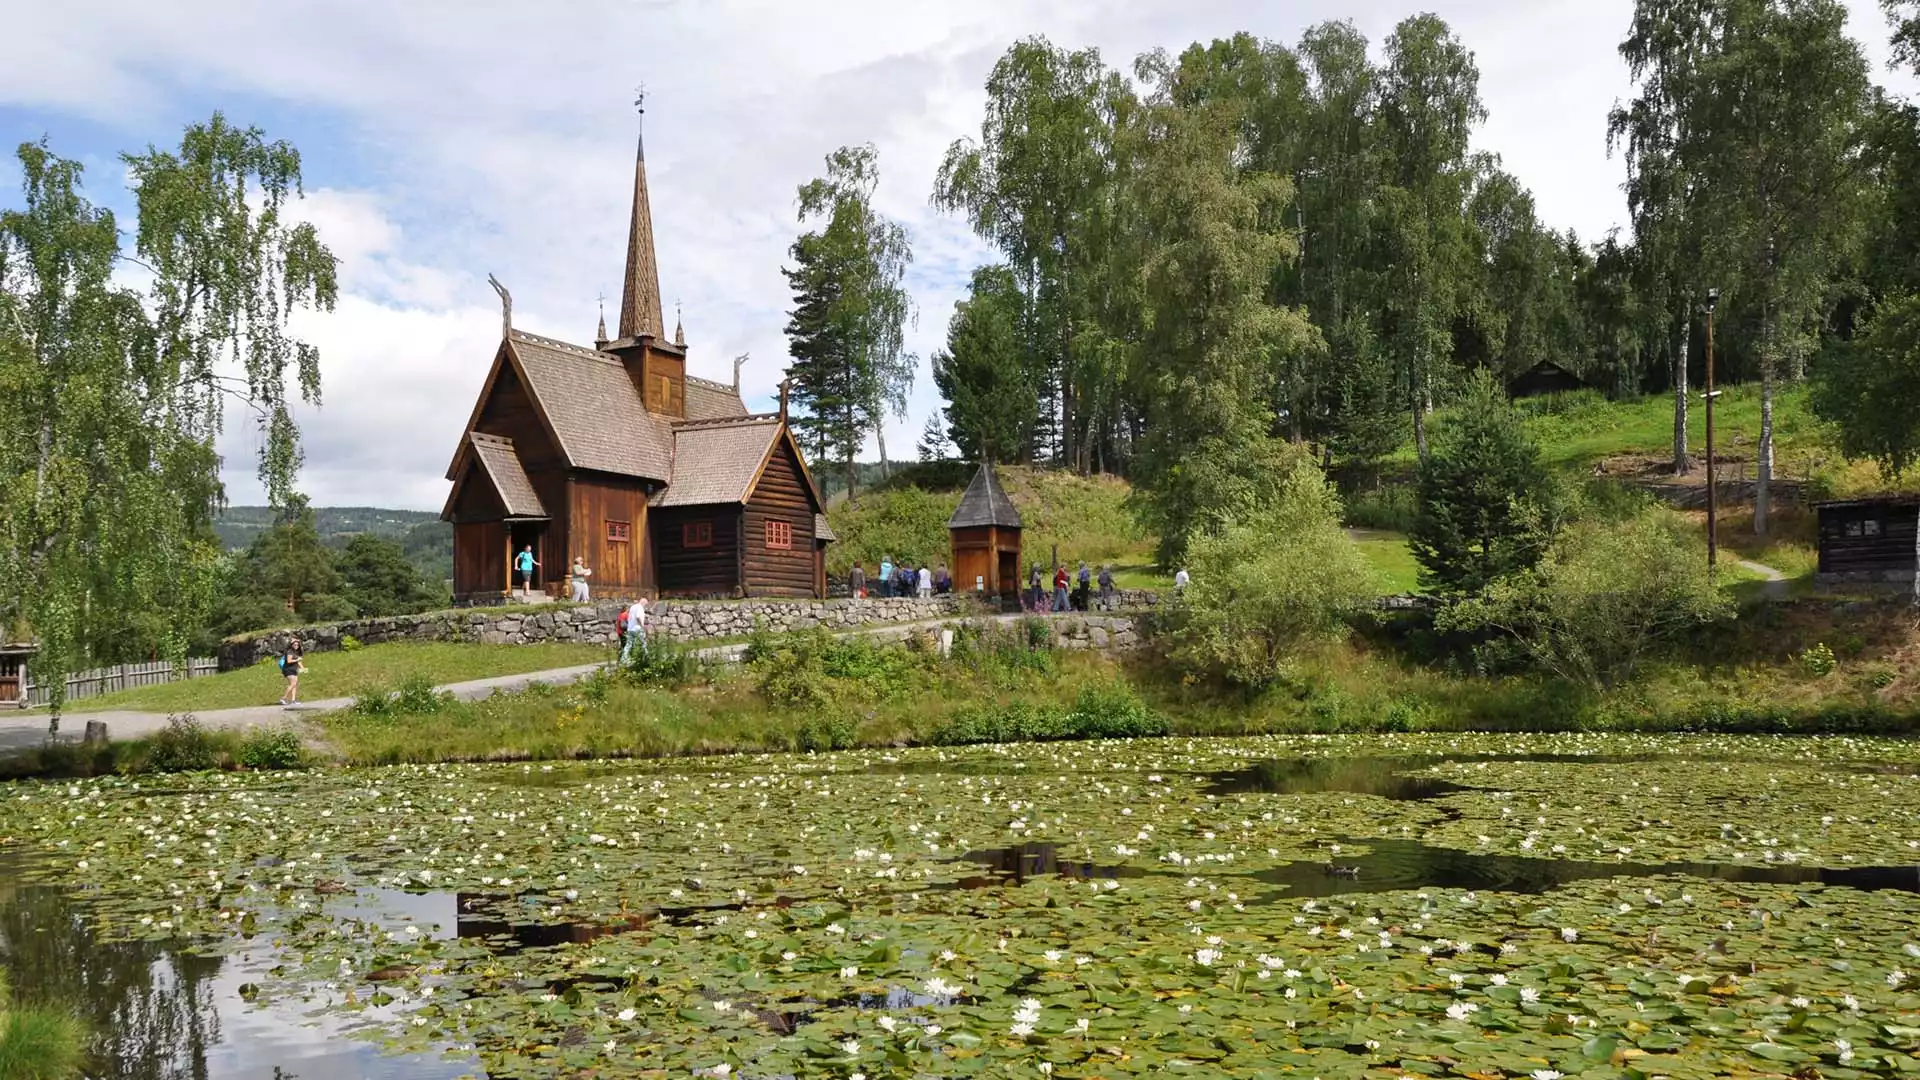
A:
[[0, 610, 1092, 755]]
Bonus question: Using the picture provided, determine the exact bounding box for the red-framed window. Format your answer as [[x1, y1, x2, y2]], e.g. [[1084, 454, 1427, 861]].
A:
[[764, 520, 792, 550], [683, 521, 714, 548], [606, 520, 631, 543]]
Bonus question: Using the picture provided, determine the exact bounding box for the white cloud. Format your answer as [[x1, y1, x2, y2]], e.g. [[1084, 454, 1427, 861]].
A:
[[6, 0, 1915, 508]]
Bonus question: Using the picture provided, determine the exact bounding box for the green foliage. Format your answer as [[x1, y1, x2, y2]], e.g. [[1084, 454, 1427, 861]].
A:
[[0, 114, 337, 714], [145, 714, 220, 773], [932, 680, 1167, 744], [1165, 459, 1379, 689], [336, 534, 440, 619], [1441, 510, 1735, 689], [236, 728, 306, 770], [1345, 486, 1416, 532], [0, 971, 87, 1080], [1813, 291, 1920, 476], [1800, 642, 1838, 679], [793, 715, 859, 753], [1411, 370, 1557, 595], [621, 640, 702, 689], [340, 634, 363, 652], [822, 486, 951, 576], [930, 265, 1038, 462], [784, 144, 915, 490]]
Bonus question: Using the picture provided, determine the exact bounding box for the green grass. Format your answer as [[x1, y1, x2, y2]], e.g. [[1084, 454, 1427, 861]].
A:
[[0, 972, 87, 1080], [49, 640, 611, 714], [1350, 530, 1422, 594]]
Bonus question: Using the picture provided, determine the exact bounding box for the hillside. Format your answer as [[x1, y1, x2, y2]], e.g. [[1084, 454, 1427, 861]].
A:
[[216, 506, 453, 582], [823, 464, 1157, 582]]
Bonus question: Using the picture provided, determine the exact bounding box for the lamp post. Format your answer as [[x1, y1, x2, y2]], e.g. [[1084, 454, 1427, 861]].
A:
[[1704, 288, 1719, 571]]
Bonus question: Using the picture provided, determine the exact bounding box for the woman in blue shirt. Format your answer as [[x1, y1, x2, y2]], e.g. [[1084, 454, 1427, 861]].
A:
[[515, 545, 540, 598]]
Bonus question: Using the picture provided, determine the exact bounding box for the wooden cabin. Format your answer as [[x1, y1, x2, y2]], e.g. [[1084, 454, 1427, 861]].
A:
[[1507, 360, 1589, 399], [948, 464, 1022, 602], [0, 643, 34, 708], [441, 107, 829, 601], [1814, 497, 1919, 595]]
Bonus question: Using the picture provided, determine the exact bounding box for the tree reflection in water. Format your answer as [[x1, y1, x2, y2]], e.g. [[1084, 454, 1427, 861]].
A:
[[0, 882, 220, 1080]]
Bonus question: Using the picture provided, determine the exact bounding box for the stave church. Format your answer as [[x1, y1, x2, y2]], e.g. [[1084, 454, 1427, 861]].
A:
[[440, 108, 831, 601]]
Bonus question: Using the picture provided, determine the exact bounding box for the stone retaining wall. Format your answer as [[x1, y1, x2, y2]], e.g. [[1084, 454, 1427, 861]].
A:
[[1047, 615, 1144, 651], [218, 596, 974, 671]]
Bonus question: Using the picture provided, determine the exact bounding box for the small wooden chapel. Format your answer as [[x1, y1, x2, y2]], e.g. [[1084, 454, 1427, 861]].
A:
[[441, 103, 830, 601]]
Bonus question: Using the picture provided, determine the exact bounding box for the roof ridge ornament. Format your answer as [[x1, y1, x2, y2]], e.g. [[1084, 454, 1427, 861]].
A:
[[487, 273, 511, 339]]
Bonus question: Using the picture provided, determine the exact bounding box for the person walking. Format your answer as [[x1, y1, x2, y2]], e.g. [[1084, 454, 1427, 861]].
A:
[[1052, 565, 1070, 613], [276, 637, 304, 707], [515, 544, 540, 599], [620, 595, 649, 664], [1076, 561, 1092, 611], [850, 562, 867, 599], [1028, 563, 1043, 611], [1173, 567, 1190, 594], [879, 555, 894, 598], [935, 563, 951, 595], [917, 564, 933, 599], [1097, 564, 1115, 611], [570, 557, 592, 602]]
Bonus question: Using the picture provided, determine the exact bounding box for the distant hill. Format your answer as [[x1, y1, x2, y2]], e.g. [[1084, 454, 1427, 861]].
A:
[[215, 506, 452, 583]]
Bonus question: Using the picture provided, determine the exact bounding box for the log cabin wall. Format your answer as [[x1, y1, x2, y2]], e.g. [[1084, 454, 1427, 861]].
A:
[[653, 506, 741, 597], [474, 363, 569, 590], [568, 473, 652, 594], [1817, 502, 1920, 573], [454, 521, 507, 596], [742, 436, 821, 598]]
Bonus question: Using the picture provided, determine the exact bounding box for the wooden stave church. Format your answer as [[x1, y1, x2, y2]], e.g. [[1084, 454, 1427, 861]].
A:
[[441, 109, 831, 601]]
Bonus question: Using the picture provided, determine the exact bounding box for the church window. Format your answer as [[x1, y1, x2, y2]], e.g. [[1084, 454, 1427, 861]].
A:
[[765, 520, 792, 550], [607, 521, 631, 543], [683, 521, 713, 548]]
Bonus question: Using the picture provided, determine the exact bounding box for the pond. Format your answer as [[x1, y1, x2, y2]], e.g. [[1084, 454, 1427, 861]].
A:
[[5, 732, 1920, 1078]]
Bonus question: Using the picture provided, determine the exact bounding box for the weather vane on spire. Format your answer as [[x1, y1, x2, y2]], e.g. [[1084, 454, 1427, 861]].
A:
[[634, 83, 646, 114]]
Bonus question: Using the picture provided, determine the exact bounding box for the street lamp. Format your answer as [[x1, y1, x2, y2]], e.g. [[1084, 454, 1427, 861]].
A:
[[1704, 288, 1719, 571]]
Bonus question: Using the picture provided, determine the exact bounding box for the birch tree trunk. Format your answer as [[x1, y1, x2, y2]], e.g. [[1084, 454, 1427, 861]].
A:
[[1671, 312, 1691, 475]]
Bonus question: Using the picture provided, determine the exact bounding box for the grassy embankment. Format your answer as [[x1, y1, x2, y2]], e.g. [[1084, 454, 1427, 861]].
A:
[[46, 641, 611, 715], [0, 971, 85, 1080]]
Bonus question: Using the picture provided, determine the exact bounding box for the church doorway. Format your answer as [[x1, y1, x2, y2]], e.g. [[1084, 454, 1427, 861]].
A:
[[508, 521, 548, 595]]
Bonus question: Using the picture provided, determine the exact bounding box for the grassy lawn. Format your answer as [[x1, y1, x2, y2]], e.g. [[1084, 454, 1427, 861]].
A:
[[1350, 530, 1422, 594], [53, 641, 612, 714]]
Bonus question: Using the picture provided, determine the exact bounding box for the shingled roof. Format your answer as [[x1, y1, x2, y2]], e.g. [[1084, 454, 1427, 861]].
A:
[[652, 416, 784, 507], [948, 464, 1022, 529], [686, 375, 749, 422], [467, 432, 547, 518], [506, 331, 676, 480]]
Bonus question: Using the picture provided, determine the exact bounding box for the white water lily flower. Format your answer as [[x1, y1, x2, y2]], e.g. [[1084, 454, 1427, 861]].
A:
[[1890, 969, 1908, 989], [712, 1000, 732, 1012], [1445, 1002, 1478, 1020], [924, 977, 959, 997], [1531, 1071, 1563, 1080], [1194, 948, 1221, 967], [1560, 928, 1578, 942], [603, 1040, 617, 1053], [1520, 987, 1540, 1003], [841, 966, 858, 979], [840, 1038, 860, 1056], [617, 1008, 636, 1022], [877, 1015, 897, 1033], [1835, 1038, 1854, 1063]]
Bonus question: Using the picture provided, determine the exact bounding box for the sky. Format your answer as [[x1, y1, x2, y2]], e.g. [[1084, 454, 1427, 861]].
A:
[[3, 0, 1916, 511]]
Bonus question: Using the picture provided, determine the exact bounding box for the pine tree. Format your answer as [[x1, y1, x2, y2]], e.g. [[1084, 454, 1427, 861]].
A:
[[930, 265, 1036, 463]]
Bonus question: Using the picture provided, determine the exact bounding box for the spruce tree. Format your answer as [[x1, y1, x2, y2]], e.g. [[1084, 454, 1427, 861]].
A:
[[1409, 370, 1553, 595]]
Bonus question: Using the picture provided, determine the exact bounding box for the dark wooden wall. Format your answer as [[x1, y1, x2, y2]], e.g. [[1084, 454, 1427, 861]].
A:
[[653, 506, 741, 597], [1818, 503, 1919, 573], [472, 362, 568, 591], [743, 435, 821, 598], [569, 474, 652, 593], [454, 520, 506, 596]]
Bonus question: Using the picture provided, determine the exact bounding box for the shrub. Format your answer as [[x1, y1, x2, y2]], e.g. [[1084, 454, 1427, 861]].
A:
[[1800, 643, 1838, 678], [340, 634, 364, 652], [393, 673, 450, 714], [1064, 681, 1167, 738], [1164, 459, 1378, 690], [351, 687, 394, 717], [1411, 370, 1558, 595], [931, 682, 1167, 745], [623, 639, 702, 688], [1441, 510, 1734, 689], [794, 715, 859, 752], [147, 714, 221, 772], [749, 629, 924, 707], [1345, 485, 1416, 532], [950, 620, 1055, 682], [237, 728, 306, 770]]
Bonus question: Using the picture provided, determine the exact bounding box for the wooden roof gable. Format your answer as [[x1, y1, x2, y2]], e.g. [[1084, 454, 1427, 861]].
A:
[[949, 464, 1022, 528]]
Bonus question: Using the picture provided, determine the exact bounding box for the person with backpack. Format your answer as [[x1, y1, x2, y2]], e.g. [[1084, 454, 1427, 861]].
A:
[[619, 596, 649, 664], [1076, 561, 1092, 610], [850, 562, 866, 599], [1097, 564, 1116, 610], [276, 637, 304, 707]]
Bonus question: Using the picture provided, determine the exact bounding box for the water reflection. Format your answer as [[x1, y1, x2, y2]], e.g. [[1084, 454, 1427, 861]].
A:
[[0, 881, 473, 1080], [1256, 839, 1920, 898], [1206, 757, 1473, 799], [954, 843, 1149, 888]]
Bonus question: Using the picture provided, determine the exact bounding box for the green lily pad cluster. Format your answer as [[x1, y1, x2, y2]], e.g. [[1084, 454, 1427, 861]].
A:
[[4, 732, 1920, 1077]]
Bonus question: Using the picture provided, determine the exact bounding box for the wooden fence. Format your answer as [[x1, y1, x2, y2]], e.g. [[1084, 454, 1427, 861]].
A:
[[19, 658, 219, 708]]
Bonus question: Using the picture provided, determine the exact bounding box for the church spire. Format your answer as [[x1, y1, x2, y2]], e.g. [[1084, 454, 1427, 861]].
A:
[[618, 88, 666, 342], [673, 300, 684, 347], [595, 293, 609, 348]]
